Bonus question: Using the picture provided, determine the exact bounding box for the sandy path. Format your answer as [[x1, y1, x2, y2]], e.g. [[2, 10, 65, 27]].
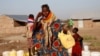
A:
[[1, 35, 27, 42]]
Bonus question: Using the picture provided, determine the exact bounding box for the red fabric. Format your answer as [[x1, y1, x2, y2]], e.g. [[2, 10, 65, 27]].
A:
[[35, 43, 41, 49], [28, 18, 34, 31], [30, 25, 34, 31], [54, 23, 60, 29], [72, 33, 82, 56], [53, 40, 60, 48], [51, 52, 57, 56]]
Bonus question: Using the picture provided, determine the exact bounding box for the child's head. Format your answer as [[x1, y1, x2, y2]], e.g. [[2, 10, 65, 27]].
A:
[[72, 27, 78, 33], [62, 24, 69, 34], [28, 14, 34, 19]]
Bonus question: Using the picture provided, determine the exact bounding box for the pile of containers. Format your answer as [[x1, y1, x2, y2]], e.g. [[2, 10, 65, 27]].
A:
[[2, 49, 29, 56], [2, 45, 100, 56], [82, 45, 100, 56]]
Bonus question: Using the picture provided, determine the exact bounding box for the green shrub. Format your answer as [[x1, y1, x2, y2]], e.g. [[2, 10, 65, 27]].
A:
[[83, 35, 96, 41]]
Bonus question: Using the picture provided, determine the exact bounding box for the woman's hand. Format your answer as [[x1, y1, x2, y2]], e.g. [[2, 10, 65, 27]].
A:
[[36, 12, 43, 18], [36, 12, 43, 22]]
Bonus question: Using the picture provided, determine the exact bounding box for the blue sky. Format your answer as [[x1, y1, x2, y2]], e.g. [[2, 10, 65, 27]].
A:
[[0, 0, 100, 19]]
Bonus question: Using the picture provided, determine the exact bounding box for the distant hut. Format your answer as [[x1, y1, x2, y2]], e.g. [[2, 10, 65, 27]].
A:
[[72, 18, 93, 28], [68, 18, 100, 28], [7, 15, 27, 27], [0, 15, 14, 28], [92, 17, 100, 28], [0, 15, 27, 35]]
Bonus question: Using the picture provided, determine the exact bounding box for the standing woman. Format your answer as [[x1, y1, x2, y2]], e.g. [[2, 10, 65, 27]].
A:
[[36, 4, 56, 47]]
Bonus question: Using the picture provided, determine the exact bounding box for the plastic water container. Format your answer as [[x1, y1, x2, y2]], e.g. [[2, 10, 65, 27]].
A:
[[17, 50, 24, 56], [91, 52, 100, 56], [84, 45, 89, 51], [82, 51, 91, 56], [68, 48, 72, 53], [24, 52, 29, 56], [82, 45, 91, 56], [68, 48, 72, 56], [9, 49, 17, 56], [2, 51, 10, 56]]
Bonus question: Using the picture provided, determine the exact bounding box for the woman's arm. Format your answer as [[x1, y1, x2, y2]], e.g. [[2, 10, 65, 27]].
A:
[[36, 12, 43, 22]]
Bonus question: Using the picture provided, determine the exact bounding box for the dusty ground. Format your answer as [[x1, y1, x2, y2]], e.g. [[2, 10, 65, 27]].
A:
[[0, 28, 100, 56], [79, 28, 100, 51], [0, 35, 28, 56], [79, 28, 100, 39]]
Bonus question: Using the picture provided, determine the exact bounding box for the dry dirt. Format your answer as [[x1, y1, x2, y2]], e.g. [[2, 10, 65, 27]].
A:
[[79, 28, 100, 51], [0, 35, 28, 56], [79, 28, 100, 39]]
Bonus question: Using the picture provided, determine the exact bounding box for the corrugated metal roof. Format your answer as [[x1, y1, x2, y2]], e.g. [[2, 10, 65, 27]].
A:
[[7, 15, 28, 22], [6, 15, 100, 21], [71, 18, 91, 20], [92, 17, 100, 20], [70, 17, 100, 20]]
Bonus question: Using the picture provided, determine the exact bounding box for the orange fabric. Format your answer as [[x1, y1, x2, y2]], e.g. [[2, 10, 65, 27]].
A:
[[43, 12, 53, 22], [51, 52, 57, 56]]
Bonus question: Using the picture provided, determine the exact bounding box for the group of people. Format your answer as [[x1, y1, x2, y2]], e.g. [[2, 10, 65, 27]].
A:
[[26, 4, 83, 56]]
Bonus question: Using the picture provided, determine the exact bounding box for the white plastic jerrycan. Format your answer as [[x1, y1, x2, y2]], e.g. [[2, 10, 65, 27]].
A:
[[2, 51, 10, 56], [17, 50, 24, 56], [9, 49, 17, 56]]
